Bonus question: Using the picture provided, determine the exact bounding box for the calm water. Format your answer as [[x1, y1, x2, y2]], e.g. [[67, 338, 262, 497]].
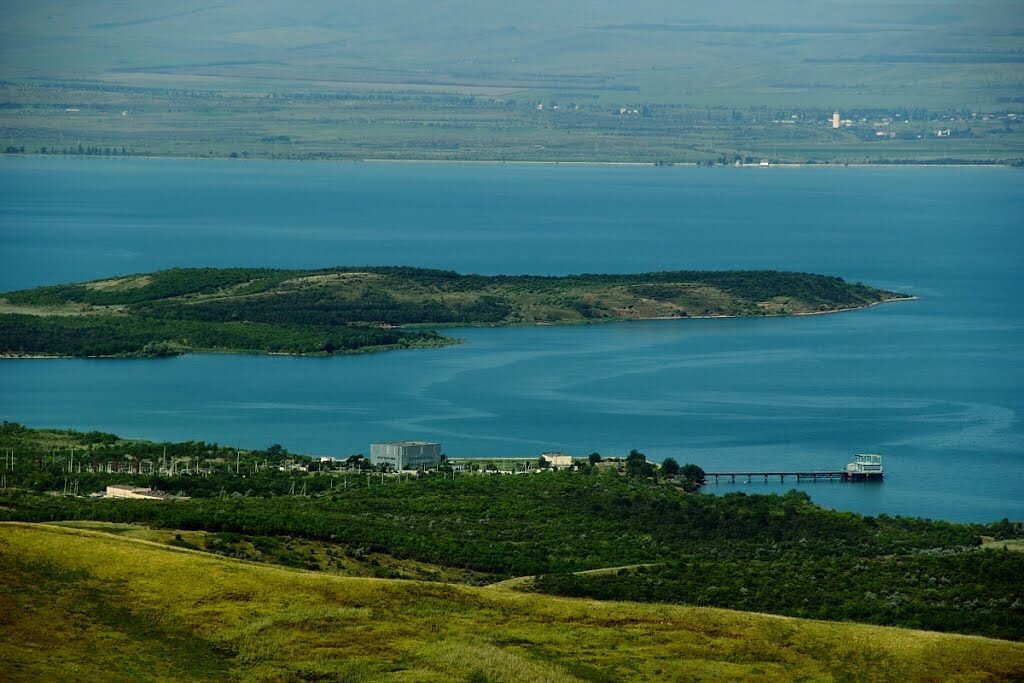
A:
[[1, 157, 1022, 521]]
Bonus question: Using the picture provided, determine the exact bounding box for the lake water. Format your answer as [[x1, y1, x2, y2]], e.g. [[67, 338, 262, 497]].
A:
[[1, 157, 1022, 522]]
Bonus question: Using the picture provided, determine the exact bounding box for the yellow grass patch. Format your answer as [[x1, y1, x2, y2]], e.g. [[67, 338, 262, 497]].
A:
[[982, 538, 1024, 553], [281, 272, 382, 287], [84, 276, 152, 291], [2, 523, 1022, 682], [0, 299, 122, 317]]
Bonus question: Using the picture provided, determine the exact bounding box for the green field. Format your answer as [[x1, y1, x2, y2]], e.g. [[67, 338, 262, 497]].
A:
[[0, 266, 906, 357], [3, 523, 1023, 682], [2, 1, 1022, 163]]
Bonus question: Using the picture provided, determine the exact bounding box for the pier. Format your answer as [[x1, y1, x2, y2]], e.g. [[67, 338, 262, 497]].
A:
[[704, 470, 882, 483], [705, 454, 885, 484]]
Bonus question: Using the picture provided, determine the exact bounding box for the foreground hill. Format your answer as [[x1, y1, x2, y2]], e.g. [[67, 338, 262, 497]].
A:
[[2, 524, 1022, 682], [3, 422, 1021, 642], [0, 266, 907, 357]]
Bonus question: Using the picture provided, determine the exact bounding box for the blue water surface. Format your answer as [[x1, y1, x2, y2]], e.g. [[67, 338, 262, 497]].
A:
[[1, 157, 1021, 521]]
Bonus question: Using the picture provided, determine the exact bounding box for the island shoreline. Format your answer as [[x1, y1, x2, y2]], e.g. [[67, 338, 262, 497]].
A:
[[0, 296, 917, 360]]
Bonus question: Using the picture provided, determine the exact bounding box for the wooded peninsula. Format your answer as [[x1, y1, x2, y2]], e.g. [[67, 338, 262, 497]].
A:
[[0, 267, 908, 358]]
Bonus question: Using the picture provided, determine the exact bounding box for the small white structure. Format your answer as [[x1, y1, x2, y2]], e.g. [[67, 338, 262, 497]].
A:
[[831, 111, 841, 129], [845, 453, 883, 480], [541, 451, 573, 467], [105, 485, 172, 500]]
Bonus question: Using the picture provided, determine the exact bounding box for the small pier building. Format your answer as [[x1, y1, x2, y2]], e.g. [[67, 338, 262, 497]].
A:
[[843, 453, 884, 481]]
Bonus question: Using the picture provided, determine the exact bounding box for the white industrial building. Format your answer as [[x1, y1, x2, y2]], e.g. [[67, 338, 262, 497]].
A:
[[105, 485, 173, 500], [370, 441, 441, 470], [541, 451, 573, 467]]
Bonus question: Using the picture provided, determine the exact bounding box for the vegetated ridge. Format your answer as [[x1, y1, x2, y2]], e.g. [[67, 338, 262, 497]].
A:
[[0, 266, 908, 357], [3, 523, 1023, 682], [2, 423, 1021, 643]]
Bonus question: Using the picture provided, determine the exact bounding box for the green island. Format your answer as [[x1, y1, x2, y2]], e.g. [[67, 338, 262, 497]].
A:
[[1, 423, 1022, 681], [0, 267, 908, 358]]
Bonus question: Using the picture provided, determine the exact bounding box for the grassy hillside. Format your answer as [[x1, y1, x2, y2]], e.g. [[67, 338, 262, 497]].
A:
[[4, 416, 1022, 642], [3, 523, 1023, 682], [0, 266, 907, 357]]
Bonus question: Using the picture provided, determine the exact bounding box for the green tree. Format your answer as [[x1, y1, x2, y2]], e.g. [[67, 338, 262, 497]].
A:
[[679, 463, 706, 487], [661, 457, 680, 477], [626, 449, 655, 478]]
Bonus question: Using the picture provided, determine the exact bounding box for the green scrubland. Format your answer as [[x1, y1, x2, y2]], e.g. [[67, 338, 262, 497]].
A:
[[1, 424, 1020, 642]]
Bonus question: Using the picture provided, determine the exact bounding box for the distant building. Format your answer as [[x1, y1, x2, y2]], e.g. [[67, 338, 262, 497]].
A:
[[370, 441, 441, 470], [541, 451, 573, 467], [832, 111, 841, 129], [106, 485, 174, 500]]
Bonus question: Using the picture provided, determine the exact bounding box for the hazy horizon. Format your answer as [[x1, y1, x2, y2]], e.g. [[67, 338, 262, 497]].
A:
[[3, 0, 1022, 108]]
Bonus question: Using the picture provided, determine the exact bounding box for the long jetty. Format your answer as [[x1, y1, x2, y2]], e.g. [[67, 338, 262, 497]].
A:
[[705, 470, 851, 483]]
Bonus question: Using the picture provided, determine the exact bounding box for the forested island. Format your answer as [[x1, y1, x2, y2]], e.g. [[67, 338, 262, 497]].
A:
[[0, 267, 908, 358]]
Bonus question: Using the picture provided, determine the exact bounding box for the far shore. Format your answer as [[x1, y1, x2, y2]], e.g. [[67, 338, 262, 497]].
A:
[[2, 153, 1016, 170]]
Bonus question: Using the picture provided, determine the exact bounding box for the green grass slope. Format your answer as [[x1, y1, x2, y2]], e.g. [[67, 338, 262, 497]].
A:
[[2, 523, 1023, 682], [0, 266, 908, 357]]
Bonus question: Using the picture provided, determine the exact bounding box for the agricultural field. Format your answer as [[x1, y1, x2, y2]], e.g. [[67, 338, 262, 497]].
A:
[[2, 1, 1022, 163], [2, 523, 1023, 682]]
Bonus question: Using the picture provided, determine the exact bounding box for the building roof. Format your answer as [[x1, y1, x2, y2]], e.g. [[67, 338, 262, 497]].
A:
[[106, 484, 175, 499]]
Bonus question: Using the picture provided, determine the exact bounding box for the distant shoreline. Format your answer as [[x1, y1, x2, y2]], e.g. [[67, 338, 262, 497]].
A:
[[2, 153, 1017, 170]]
